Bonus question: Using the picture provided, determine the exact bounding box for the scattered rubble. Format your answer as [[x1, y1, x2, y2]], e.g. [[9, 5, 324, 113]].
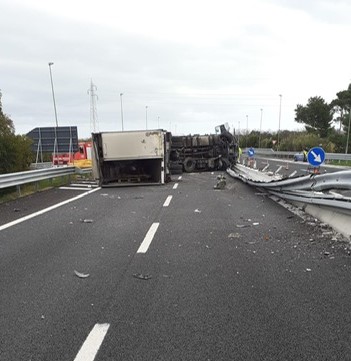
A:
[[133, 273, 152, 280], [214, 175, 226, 190], [228, 233, 241, 238]]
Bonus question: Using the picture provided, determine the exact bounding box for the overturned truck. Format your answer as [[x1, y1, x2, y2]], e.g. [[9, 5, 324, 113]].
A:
[[169, 124, 238, 174], [92, 125, 238, 187]]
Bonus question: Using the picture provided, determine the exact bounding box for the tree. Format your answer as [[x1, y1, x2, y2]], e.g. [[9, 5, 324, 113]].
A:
[[0, 91, 33, 173], [330, 84, 351, 132], [295, 96, 333, 138], [0, 91, 15, 136]]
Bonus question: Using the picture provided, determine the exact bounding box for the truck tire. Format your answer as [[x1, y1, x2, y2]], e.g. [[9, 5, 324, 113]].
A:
[[183, 158, 196, 172]]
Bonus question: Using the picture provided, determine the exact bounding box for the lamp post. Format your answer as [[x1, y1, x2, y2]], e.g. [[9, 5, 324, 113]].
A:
[[259, 108, 263, 148], [48, 62, 58, 127], [48, 62, 59, 164], [238, 120, 240, 147], [246, 114, 248, 148], [277, 94, 282, 150], [120, 93, 124, 131], [145, 106, 148, 129]]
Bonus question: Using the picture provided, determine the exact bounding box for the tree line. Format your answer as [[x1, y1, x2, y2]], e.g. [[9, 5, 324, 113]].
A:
[[0, 91, 32, 174], [1, 84, 351, 174], [240, 83, 351, 153]]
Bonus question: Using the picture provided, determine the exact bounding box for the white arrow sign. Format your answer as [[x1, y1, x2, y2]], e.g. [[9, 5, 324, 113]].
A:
[[311, 150, 321, 163]]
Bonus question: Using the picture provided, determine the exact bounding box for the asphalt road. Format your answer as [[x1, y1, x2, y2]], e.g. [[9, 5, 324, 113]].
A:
[[1, 172, 351, 360]]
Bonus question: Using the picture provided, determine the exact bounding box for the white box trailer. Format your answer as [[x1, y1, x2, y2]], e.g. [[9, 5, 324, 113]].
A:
[[92, 130, 171, 186]]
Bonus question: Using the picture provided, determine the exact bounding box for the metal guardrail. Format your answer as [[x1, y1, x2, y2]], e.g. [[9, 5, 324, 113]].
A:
[[227, 165, 351, 214], [0, 166, 90, 189], [252, 148, 351, 162]]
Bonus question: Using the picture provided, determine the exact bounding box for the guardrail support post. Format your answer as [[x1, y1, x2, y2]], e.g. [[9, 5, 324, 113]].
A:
[[16, 185, 21, 197]]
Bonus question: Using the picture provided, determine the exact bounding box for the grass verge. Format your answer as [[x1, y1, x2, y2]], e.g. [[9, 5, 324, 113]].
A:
[[0, 175, 73, 204]]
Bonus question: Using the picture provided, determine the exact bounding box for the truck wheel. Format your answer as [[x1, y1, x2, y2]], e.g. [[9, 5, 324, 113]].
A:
[[183, 158, 196, 172]]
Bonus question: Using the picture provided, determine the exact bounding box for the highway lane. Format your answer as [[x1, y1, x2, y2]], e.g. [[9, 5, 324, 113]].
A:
[[1, 172, 351, 360]]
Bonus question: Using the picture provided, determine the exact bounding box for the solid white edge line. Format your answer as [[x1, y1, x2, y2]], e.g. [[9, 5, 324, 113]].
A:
[[74, 323, 110, 361], [0, 187, 101, 232], [163, 195, 173, 207], [137, 222, 160, 253], [172, 183, 178, 189]]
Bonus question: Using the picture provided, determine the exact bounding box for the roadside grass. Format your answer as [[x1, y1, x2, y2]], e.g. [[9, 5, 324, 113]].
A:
[[0, 175, 72, 204]]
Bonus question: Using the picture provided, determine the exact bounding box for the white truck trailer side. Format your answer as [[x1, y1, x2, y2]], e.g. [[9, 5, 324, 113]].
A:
[[92, 130, 171, 187]]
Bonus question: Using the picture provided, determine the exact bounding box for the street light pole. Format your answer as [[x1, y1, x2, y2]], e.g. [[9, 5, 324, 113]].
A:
[[277, 94, 282, 150], [238, 120, 240, 146], [120, 93, 124, 131], [246, 114, 248, 148], [48, 62, 58, 127], [145, 106, 148, 130], [259, 108, 263, 148]]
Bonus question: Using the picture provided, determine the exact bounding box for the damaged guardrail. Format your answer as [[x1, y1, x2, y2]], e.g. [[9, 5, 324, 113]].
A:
[[228, 165, 351, 193], [0, 166, 91, 190], [227, 164, 351, 237]]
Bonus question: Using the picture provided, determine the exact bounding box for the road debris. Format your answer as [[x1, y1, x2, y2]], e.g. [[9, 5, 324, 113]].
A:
[[236, 224, 250, 228], [81, 219, 93, 223], [306, 268, 312, 272], [74, 270, 90, 278], [214, 175, 226, 190], [228, 233, 241, 238], [194, 209, 202, 213], [133, 273, 152, 280]]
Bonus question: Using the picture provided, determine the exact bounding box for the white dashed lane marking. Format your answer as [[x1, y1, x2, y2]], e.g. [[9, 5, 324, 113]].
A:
[[137, 222, 160, 254], [163, 195, 173, 207], [74, 323, 110, 361]]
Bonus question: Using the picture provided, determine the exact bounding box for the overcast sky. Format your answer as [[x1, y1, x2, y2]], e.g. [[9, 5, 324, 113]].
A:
[[1, 0, 351, 139]]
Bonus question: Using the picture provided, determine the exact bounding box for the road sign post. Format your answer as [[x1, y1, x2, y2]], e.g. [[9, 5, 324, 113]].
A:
[[247, 147, 255, 168]]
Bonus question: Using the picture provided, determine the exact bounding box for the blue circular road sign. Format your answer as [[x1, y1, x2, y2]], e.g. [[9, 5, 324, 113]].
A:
[[307, 147, 325, 166], [248, 147, 255, 158]]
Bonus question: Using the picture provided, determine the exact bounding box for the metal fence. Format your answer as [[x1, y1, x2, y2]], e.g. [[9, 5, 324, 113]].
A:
[[0, 166, 88, 190], [252, 148, 351, 162]]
